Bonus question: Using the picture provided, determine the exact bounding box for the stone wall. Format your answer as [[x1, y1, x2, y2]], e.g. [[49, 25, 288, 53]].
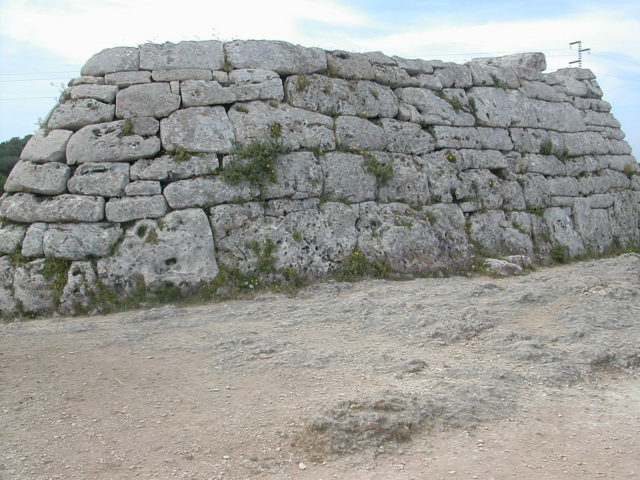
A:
[[0, 39, 638, 317]]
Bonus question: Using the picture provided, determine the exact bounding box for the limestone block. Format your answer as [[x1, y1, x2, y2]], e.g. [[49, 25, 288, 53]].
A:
[[477, 127, 514, 151], [459, 150, 508, 170], [572, 199, 614, 253], [225, 40, 326, 75], [161, 107, 235, 153], [151, 69, 213, 82], [163, 177, 258, 209], [129, 117, 159, 136], [66, 120, 161, 164], [455, 169, 503, 209], [20, 129, 73, 163], [67, 162, 130, 197], [561, 132, 610, 156], [264, 198, 319, 217], [365, 51, 397, 66], [376, 153, 431, 206], [47, 99, 115, 130], [115, 83, 180, 118], [610, 191, 640, 245], [124, 180, 161, 196], [261, 152, 323, 200], [69, 84, 119, 103], [509, 128, 562, 154], [228, 101, 334, 151], [416, 74, 444, 90], [579, 174, 612, 195], [500, 181, 527, 211], [466, 62, 520, 88], [97, 208, 218, 292], [432, 126, 512, 150], [434, 63, 473, 88], [69, 76, 104, 86], [4, 161, 71, 195], [519, 80, 565, 102], [0, 257, 17, 316], [602, 169, 631, 189], [357, 202, 470, 273], [318, 152, 376, 203], [520, 154, 566, 176], [105, 195, 167, 222], [284, 75, 398, 118], [544, 207, 585, 256], [0, 193, 104, 223], [393, 56, 434, 75], [588, 194, 615, 209], [548, 177, 580, 196], [59, 261, 98, 315], [379, 119, 435, 155], [180, 80, 237, 106], [584, 111, 621, 129], [140, 41, 224, 70], [396, 88, 475, 126], [229, 69, 284, 102], [0, 223, 27, 254], [327, 51, 375, 80], [13, 259, 57, 314], [81, 47, 139, 76], [42, 223, 123, 260], [484, 258, 524, 277], [131, 154, 218, 181], [520, 174, 551, 208], [104, 71, 152, 87], [469, 210, 533, 255], [510, 211, 551, 249], [373, 65, 420, 87], [21, 223, 48, 257], [473, 52, 546, 72], [551, 196, 575, 207], [335, 116, 387, 150], [606, 139, 632, 155], [419, 151, 461, 203]]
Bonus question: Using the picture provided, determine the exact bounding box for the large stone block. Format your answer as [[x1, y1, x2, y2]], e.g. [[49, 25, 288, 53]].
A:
[[228, 101, 334, 151], [67, 162, 130, 197], [47, 99, 115, 130], [151, 69, 213, 82], [544, 207, 585, 256], [70, 84, 119, 103], [376, 152, 431, 206], [225, 40, 326, 75], [163, 177, 258, 209], [327, 51, 375, 80], [97, 208, 218, 292], [4, 161, 71, 195], [104, 71, 152, 87], [0, 223, 27, 254], [379, 119, 435, 155], [81, 47, 139, 76], [140, 41, 224, 70], [468, 210, 533, 255], [43, 223, 123, 260], [59, 261, 98, 315], [396, 87, 475, 126], [318, 152, 376, 203], [0, 193, 104, 223], [13, 259, 57, 314], [261, 152, 323, 200], [66, 120, 160, 164], [229, 69, 284, 102], [0, 257, 17, 316], [20, 129, 73, 163], [335, 116, 387, 150], [115, 83, 181, 118], [105, 195, 168, 222], [131, 154, 218, 181], [160, 107, 235, 153], [21, 223, 48, 257]]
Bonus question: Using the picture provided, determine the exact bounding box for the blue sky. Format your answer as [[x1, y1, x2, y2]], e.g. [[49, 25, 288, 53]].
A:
[[1, 0, 639, 158]]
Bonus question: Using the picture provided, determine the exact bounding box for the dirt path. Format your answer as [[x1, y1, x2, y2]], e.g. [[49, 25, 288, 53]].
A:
[[1, 254, 639, 479]]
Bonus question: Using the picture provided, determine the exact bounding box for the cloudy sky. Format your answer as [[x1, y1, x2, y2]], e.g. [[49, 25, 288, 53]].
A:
[[1, 0, 639, 156]]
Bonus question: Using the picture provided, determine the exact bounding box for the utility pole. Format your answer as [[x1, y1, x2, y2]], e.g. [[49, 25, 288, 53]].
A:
[[569, 41, 591, 68]]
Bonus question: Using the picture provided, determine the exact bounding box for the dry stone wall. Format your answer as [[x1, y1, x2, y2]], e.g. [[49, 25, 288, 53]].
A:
[[1, 39, 639, 317]]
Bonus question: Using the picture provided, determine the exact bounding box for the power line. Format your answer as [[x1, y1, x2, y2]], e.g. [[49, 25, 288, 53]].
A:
[[0, 70, 78, 76], [0, 96, 57, 101]]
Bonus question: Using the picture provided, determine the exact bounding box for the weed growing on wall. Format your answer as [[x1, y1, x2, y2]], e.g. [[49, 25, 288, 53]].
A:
[[539, 140, 554, 155], [42, 257, 71, 304], [222, 138, 289, 187], [363, 153, 394, 187]]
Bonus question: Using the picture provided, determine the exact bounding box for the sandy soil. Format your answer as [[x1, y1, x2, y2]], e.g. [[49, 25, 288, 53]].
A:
[[1, 254, 639, 480]]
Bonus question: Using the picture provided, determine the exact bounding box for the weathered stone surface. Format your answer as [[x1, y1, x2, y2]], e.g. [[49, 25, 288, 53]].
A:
[[115, 83, 181, 118], [229, 69, 284, 102], [81, 47, 139, 76], [43, 223, 123, 259], [129, 117, 159, 136], [20, 129, 73, 163], [161, 107, 235, 153], [70, 84, 119, 103], [66, 121, 160, 164], [319, 152, 376, 203], [420, 151, 461, 203], [393, 56, 434, 75], [0, 257, 17, 316], [0, 193, 104, 223], [455, 169, 503, 209], [0, 223, 27, 254], [376, 153, 431, 206], [335, 116, 387, 150], [124, 180, 161, 196], [163, 177, 257, 209], [261, 152, 323, 200], [151, 69, 213, 82], [500, 181, 527, 210], [180, 80, 236, 106], [548, 177, 580, 196], [484, 258, 524, 276], [47, 99, 115, 130], [225, 40, 326, 75], [59, 261, 98, 315], [327, 51, 375, 80], [228, 101, 335, 151], [104, 71, 151, 87], [69, 76, 104, 86], [459, 150, 509, 170], [520, 154, 566, 176], [397, 88, 475, 126], [4, 161, 71, 195], [466, 62, 521, 88], [131, 154, 218, 181], [378, 119, 435, 155], [572, 199, 613, 253], [373, 64, 420, 87], [473, 52, 546, 72], [519, 174, 551, 208], [433, 126, 513, 151], [105, 195, 167, 222], [469, 210, 533, 254], [433, 63, 473, 89], [67, 162, 130, 197], [544, 207, 585, 256], [21, 223, 48, 257], [140, 41, 224, 70], [13, 259, 57, 314], [284, 75, 398, 118], [97, 209, 218, 292]]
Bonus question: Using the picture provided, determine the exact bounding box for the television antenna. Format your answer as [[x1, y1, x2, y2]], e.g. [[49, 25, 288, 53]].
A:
[[569, 41, 590, 68]]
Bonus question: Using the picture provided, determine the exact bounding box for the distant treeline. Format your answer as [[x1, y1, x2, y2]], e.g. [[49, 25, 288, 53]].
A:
[[0, 135, 31, 192]]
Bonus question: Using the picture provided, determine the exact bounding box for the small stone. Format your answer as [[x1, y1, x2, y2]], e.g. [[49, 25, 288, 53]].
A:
[[298, 462, 308, 470]]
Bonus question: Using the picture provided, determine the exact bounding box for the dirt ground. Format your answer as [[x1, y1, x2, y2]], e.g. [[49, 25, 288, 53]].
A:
[[1, 254, 639, 480]]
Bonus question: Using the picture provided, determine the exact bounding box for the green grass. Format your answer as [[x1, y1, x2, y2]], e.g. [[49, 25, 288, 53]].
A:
[[221, 138, 289, 187], [363, 153, 394, 187]]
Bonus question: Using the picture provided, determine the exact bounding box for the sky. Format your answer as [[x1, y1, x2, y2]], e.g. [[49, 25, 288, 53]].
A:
[[1, 0, 639, 158]]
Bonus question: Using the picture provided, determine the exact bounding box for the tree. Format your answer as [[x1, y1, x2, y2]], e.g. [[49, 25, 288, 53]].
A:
[[0, 135, 31, 192]]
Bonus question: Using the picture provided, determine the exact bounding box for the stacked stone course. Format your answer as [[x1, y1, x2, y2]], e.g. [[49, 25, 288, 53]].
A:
[[0, 39, 638, 317]]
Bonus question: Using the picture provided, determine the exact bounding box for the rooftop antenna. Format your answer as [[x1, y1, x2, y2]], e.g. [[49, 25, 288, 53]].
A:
[[569, 41, 590, 68]]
